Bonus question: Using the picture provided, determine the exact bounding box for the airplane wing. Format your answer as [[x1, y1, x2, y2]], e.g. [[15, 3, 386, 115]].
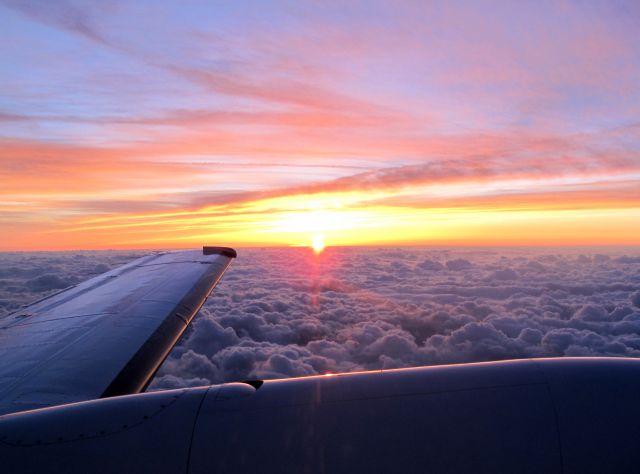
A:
[[0, 246, 236, 416]]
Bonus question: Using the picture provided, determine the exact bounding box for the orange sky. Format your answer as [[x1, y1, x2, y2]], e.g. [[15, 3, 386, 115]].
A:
[[1, 2, 640, 250]]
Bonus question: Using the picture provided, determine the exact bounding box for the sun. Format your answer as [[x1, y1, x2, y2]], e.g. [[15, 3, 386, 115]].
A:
[[311, 234, 325, 254]]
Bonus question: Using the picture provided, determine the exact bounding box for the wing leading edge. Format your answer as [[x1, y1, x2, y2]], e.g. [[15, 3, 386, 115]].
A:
[[0, 246, 236, 416]]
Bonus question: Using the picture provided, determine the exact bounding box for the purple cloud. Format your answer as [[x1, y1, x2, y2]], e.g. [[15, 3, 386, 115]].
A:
[[2, 247, 640, 390]]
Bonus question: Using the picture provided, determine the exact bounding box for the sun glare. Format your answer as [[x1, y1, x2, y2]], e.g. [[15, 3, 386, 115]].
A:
[[311, 234, 325, 254]]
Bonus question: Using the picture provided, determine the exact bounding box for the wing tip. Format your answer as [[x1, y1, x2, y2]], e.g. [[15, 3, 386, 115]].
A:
[[202, 246, 237, 258]]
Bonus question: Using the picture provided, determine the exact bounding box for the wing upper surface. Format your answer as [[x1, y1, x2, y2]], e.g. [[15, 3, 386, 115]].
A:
[[0, 247, 235, 416]]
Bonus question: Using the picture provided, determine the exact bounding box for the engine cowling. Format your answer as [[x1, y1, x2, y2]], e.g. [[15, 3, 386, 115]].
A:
[[2, 358, 640, 474]]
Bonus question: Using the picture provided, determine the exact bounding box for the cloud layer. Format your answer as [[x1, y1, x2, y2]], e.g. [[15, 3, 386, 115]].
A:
[[150, 246, 640, 387], [2, 247, 638, 389]]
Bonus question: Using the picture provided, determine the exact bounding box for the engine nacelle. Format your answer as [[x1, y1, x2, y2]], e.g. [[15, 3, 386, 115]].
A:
[[2, 358, 640, 473]]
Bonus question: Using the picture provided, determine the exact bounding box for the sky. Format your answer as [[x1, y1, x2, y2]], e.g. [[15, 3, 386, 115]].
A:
[[1, 0, 640, 250]]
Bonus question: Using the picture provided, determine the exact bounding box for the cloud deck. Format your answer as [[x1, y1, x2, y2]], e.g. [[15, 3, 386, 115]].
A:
[[1, 248, 639, 390]]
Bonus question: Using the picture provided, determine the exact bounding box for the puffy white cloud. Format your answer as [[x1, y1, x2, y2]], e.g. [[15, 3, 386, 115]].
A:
[[489, 268, 519, 281], [25, 274, 76, 292], [445, 258, 473, 270], [1, 247, 639, 391], [631, 290, 640, 308], [572, 304, 610, 322], [417, 259, 444, 271]]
